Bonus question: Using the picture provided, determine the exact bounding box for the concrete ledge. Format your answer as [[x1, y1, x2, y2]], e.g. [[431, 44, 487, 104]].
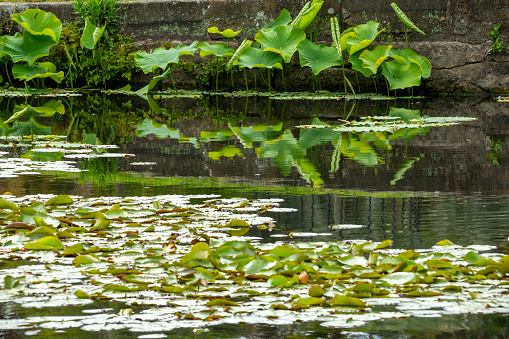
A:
[[1, 0, 508, 93]]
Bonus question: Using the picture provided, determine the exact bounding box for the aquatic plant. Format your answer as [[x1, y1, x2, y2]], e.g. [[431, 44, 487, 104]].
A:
[[2, 9, 64, 91], [391, 2, 425, 49], [0, 193, 508, 334], [135, 42, 199, 95]]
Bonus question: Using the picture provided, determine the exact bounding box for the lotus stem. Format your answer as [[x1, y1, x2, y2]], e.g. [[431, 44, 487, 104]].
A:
[[244, 68, 249, 91], [373, 77, 377, 93], [258, 69, 270, 89], [268, 69, 272, 91], [405, 26, 408, 49], [281, 66, 287, 92], [169, 65, 177, 91], [4, 61, 13, 87], [355, 73, 360, 93]]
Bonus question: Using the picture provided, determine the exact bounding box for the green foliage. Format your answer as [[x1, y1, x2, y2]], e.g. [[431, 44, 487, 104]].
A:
[[72, 0, 119, 34], [488, 24, 505, 54], [51, 22, 136, 87]]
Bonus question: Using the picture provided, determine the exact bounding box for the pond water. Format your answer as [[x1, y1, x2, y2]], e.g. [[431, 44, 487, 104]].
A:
[[1, 93, 509, 338]]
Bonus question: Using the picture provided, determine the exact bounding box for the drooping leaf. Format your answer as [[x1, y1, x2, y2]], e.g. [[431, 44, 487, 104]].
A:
[[237, 46, 283, 70], [198, 42, 235, 58], [12, 63, 64, 83], [80, 17, 105, 50], [391, 3, 426, 35], [291, 0, 324, 30]]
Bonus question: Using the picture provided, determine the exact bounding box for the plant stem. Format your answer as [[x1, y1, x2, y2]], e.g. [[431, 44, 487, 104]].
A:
[[372, 77, 377, 93], [4, 62, 13, 87], [268, 69, 271, 91], [244, 68, 249, 91], [281, 66, 287, 92], [355, 73, 361, 93], [169, 65, 177, 90], [405, 26, 408, 49]]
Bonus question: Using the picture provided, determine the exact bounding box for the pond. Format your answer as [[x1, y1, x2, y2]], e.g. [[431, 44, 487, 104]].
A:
[[1, 92, 508, 338]]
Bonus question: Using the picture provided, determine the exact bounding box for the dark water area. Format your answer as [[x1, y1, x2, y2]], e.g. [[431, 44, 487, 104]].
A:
[[1, 93, 509, 337]]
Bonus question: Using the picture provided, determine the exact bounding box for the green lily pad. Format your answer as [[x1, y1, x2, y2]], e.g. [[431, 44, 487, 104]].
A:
[[24, 235, 64, 250]]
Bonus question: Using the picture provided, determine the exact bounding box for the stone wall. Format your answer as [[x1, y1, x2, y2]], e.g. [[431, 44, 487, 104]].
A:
[[0, 0, 508, 93]]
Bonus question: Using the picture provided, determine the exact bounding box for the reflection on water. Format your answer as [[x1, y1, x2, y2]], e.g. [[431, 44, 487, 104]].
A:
[[1, 94, 509, 337], [1, 94, 508, 253]]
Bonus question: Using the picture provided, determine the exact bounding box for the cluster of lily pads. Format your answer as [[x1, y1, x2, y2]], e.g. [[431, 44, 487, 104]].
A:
[[0, 193, 508, 335], [135, 1, 431, 96], [0, 8, 108, 91]]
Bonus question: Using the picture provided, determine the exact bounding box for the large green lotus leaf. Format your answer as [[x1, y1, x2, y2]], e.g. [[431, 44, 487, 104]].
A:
[[359, 45, 392, 74], [12, 63, 64, 83], [3, 31, 55, 65], [6, 118, 52, 136], [198, 42, 235, 58], [389, 107, 421, 123], [298, 39, 341, 75], [410, 55, 432, 78], [345, 21, 382, 55], [207, 27, 241, 38], [230, 123, 283, 147], [80, 17, 105, 50], [135, 41, 198, 74], [263, 9, 292, 30], [255, 24, 306, 62], [24, 236, 64, 250], [237, 46, 283, 70], [136, 118, 187, 140], [348, 51, 374, 77], [11, 9, 62, 43], [291, 0, 323, 30], [382, 60, 422, 90]]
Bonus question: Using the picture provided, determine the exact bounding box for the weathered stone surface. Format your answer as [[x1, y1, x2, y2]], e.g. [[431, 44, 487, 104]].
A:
[[0, 0, 507, 93]]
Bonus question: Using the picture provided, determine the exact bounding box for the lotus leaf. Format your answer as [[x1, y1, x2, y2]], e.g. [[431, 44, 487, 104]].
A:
[[297, 39, 342, 75], [348, 51, 374, 77], [80, 17, 105, 50], [291, 0, 324, 30], [382, 60, 423, 90], [344, 21, 383, 55], [263, 9, 292, 30], [3, 31, 56, 65], [255, 25, 306, 62], [236, 46, 283, 70], [359, 45, 392, 74], [11, 9, 62, 43], [207, 27, 242, 38], [198, 42, 235, 58], [12, 62, 64, 83], [135, 42, 199, 74]]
